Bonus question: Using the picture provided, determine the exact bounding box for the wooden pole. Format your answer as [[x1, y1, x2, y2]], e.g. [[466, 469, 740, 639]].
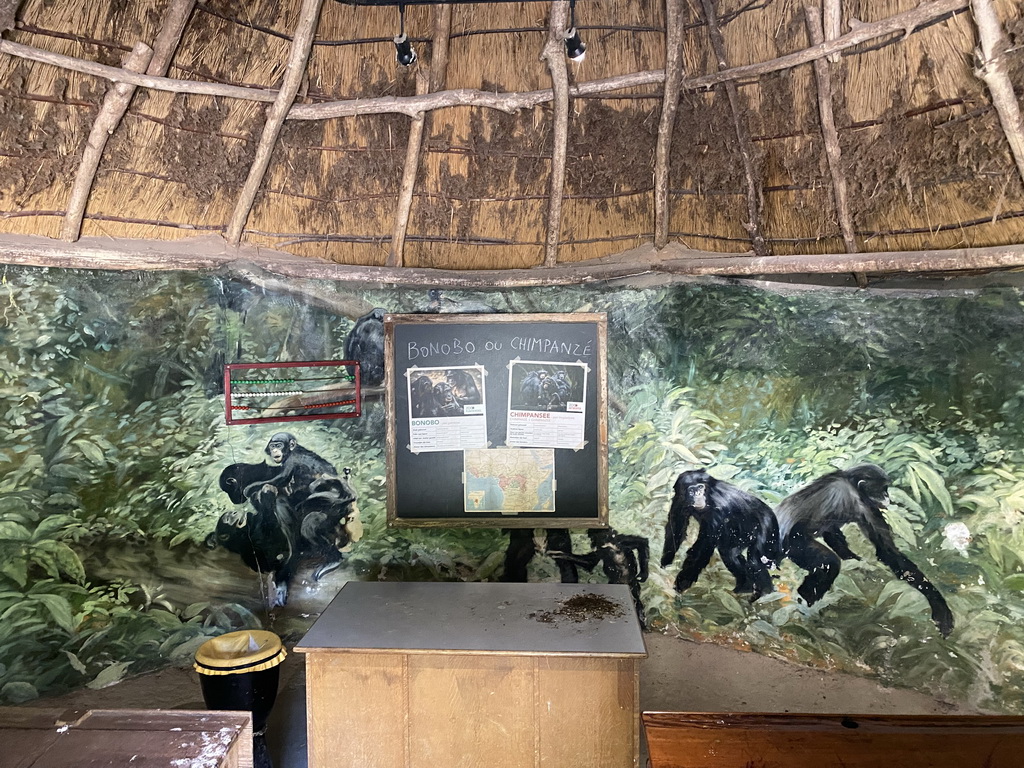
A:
[[970, 0, 1024, 188], [60, 43, 153, 242], [389, 4, 452, 269], [540, 0, 572, 267], [654, 0, 685, 250], [805, 5, 865, 287], [146, 0, 196, 77], [699, 0, 768, 257], [823, 0, 842, 63], [224, 0, 324, 244], [60, 1, 196, 242], [4, 234, 1024, 286]]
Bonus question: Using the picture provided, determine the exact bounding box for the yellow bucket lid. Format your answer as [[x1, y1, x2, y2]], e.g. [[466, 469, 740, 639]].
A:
[[193, 630, 286, 676]]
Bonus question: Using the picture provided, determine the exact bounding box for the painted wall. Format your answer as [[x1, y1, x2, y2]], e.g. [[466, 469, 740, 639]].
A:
[[2, 266, 1023, 712]]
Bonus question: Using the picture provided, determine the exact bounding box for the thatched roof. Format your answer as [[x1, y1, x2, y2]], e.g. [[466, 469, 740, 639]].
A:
[[1, 0, 1023, 285]]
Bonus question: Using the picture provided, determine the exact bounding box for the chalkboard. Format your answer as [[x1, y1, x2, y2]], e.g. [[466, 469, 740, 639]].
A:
[[384, 313, 607, 528]]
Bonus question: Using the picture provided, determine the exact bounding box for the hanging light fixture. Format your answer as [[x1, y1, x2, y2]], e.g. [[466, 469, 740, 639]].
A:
[[564, 0, 586, 62], [394, 3, 417, 66]]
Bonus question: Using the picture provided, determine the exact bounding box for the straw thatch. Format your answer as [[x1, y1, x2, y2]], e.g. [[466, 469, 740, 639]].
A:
[[1, 0, 1023, 283]]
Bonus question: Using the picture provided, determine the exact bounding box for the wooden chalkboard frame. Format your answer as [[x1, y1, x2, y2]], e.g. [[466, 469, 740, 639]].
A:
[[384, 312, 608, 528]]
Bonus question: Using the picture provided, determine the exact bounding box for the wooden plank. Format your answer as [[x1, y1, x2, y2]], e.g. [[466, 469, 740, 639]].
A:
[[407, 654, 534, 768], [642, 712, 1024, 768], [0, 708, 252, 768], [305, 653, 405, 768], [0, 732, 62, 768], [538, 657, 639, 768], [74, 709, 250, 731]]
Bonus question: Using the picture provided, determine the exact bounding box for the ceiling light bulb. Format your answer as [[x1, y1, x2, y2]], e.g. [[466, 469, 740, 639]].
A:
[[394, 33, 416, 66], [564, 27, 586, 63]]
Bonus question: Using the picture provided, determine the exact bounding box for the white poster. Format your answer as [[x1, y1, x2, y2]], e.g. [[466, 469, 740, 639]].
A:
[[506, 360, 588, 450], [406, 366, 487, 453]]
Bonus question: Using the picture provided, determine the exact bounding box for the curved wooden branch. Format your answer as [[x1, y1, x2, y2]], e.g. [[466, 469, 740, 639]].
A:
[[61, 43, 153, 242], [970, 0, 1024, 187], [225, 0, 324, 244], [541, 0, 572, 267], [391, 5, 453, 269], [655, 0, 685, 250], [700, 0, 767, 257], [805, 6, 856, 255], [0, 38, 279, 101]]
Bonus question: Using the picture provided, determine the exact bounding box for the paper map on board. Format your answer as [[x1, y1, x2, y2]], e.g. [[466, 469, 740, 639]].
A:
[[463, 448, 555, 514]]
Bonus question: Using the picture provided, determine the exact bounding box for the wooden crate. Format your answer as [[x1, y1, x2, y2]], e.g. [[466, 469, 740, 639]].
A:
[[297, 582, 647, 768]]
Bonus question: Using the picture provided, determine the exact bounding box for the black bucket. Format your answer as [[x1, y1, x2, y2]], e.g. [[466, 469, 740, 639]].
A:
[[194, 629, 286, 768]]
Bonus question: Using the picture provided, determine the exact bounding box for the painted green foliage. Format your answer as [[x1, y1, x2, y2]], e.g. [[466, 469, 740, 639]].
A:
[[2, 267, 1024, 712]]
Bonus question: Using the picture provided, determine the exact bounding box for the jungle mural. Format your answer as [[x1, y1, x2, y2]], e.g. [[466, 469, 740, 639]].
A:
[[2, 265, 1024, 715]]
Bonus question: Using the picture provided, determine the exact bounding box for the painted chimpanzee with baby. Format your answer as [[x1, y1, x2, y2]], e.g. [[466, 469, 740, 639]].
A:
[[209, 432, 361, 608]]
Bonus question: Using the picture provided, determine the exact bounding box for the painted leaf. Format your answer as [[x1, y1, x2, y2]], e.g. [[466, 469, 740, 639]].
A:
[[86, 661, 131, 690], [1, 681, 39, 704], [912, 464, 954, 516], [0, 522, 31, 541], [32, 594, 76, 633]]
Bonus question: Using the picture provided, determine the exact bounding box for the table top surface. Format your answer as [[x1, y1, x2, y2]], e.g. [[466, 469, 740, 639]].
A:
[[295, 581, 647, 656]]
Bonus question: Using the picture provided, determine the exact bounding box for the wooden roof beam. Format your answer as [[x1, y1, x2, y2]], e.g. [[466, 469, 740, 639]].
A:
[[61, 0, 196, 242], [0, 0, 970, 118], [654, 0, 684, 250], [225, 0, 325, 244], [805, 4, 865, 288], [699, 0, 768, 258], [60, 42, 153, 242], [4, 234, 1024, 286], [540, 0, 572, 267], [389, 4, 453, 268], [970, 0, 1024, 189]]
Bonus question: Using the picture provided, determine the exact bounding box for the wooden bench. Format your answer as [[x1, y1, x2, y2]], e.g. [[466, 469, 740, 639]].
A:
[[642, 711, 1024, 768]]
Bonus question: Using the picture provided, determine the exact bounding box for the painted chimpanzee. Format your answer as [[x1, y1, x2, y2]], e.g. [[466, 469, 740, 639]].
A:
[[210, 462, 298, 607], [298, 470, 363, 581], [344, 307, 386, 386], [244, 432, 337, 508], [662, 470, 780, 599], [501, 528, 579, 583], [553, 528, 650, 628], [212, 435, 360, 608], [776, 463, 954, 637]]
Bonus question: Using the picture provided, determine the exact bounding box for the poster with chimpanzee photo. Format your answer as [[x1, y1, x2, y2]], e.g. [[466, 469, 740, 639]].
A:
[[384, 313, 607, 528], [506, 361, 588, 449], [405, 365, 487, 453]]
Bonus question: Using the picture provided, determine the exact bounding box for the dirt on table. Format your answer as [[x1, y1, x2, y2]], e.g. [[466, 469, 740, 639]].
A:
[[530, 592, 626, 624]]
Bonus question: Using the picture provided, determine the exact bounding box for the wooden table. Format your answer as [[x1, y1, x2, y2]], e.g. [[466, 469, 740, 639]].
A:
[[295, 581, 647, 768], [1, 707, 252, 768]]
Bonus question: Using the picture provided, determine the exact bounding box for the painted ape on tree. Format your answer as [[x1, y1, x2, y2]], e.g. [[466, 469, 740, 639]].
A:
[[501, 528, 579, 583], [554, 528, 650, 628], [776, 463, 954, 637], [661, 470, 780, 599], [344, 307, 386, 386]]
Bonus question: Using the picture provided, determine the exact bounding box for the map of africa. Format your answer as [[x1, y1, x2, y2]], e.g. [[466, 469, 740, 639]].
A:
[[463, 448, 555, 514]]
